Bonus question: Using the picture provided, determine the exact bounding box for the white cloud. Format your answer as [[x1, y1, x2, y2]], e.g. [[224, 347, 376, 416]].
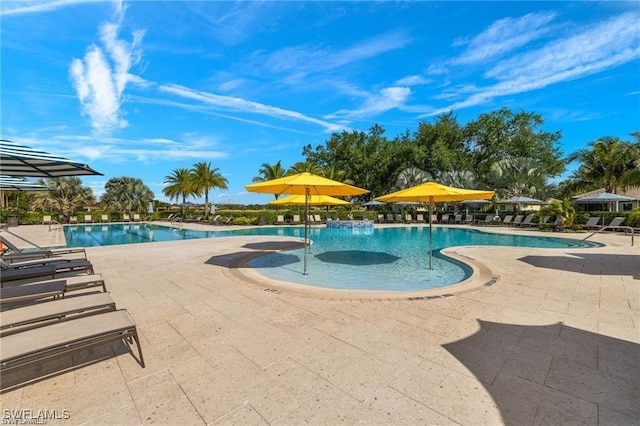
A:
[[452, 11, 557, 65], [159, 84, 346, 133], [423, 11, 640, 117], [395, 75, 430, 86], [1, 0, 96, 16], [326, 86, 412, 119], [69, 2, 146, 135]]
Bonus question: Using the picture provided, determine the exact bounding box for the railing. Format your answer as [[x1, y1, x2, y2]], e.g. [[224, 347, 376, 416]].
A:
[[583, 225, 635, 246], [48, 220, 63, 232]]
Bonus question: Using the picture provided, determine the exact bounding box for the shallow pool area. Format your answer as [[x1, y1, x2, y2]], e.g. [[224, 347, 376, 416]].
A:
[[63, 223, 602, 292]]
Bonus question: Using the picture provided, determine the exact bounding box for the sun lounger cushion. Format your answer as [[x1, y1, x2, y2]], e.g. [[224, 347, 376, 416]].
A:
[[1, 310, 145, 378], [0, 265, 57, 283], [0, 292, 116, 336], [17, 274, 107, 293], [0, 280, 66, 305]]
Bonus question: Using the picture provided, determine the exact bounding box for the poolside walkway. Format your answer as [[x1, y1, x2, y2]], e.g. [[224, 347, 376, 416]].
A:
[[1, 223, 638, 425]]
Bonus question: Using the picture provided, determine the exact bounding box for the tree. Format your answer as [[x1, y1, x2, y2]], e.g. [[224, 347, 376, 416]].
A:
[[566, 136, 640, 193], [537, 199, 576, 232], [488, 157, 548, 200], [101, 177, 154, 215], [438, 168, 478, 189], [190, 162, 228, 219], [464, 108, 564, 182], [163, 168, 195, 216], [287, 160, 323, 175], [251, 161, 288, 200], [31, 177, 95, 223], [395, 167, 432, 190]]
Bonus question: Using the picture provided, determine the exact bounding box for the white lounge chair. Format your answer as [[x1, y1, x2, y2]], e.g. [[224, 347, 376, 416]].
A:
[[582, 216, 600, 230]]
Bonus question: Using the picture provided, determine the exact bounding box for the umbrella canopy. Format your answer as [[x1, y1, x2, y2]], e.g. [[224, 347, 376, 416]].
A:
[[0, 176, 48, 191], [0, 139, 102, 178], [376, 182, 494, 204], [362, 200, 385, 206], [376, 182, 494, 269], [245, 172, 368, 197], [497, 195, 545, 204], [246, 173, 369, 275], [270, 194, 350, 206], [461, 199, 492, 204], [574, 192, 635, 203]]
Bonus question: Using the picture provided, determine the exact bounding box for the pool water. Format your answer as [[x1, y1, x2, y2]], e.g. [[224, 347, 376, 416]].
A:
[[63, 224, 601, 292]]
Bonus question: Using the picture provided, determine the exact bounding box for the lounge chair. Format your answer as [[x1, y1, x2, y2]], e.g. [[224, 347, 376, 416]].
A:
[[501, 215, 514, 226], [416, 214, 425, 223], [519, 215, 535, 227], [511, 215, 524, 226], [377, 214, 385, 223], [430, 214, 438, 223], [42, 216, 52, 225], [123, 214, 131, 222], [440, 214, 451, 224], [386, 214, 395, 223], [69, 216, 78, 225], [275, 215, 286, 225], [478, 214, 496, 225], [1, 260, 94, 284], [601, 217, 625, 231], [133, 214, 141, 222], [1, 292, 116, 336], [0, 281, 66, 307], [453, 214, 463, 224], [464, 215, 474, 225], [101, 214, 110, 223], [0, 235, 86, 261], [538, 216, 551, 226], [0, 309, 145, 385], [292, 215, 301, 225], [10, 274, 107, 293], [83, 215, 93, 224], [405, 214, 414, 223], [394, 214, 403, 223], [582, 216, 600, 230]]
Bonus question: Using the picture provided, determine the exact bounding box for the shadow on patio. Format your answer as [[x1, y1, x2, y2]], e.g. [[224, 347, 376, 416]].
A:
[[518, 253, 640, 279], [443, 320, 639, 425]]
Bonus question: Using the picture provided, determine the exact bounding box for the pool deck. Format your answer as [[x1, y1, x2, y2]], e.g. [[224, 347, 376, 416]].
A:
[[1, 223, 638, 425]]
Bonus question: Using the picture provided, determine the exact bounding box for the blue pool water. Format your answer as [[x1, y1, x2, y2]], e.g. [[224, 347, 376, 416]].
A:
[[63, 223, 601, 292]]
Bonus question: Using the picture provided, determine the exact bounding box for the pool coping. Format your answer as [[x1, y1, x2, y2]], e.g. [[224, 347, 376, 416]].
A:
[[227, 239, 500, 301]]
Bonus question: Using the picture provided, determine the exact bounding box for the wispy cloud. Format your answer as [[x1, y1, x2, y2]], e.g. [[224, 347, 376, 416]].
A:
[[395, 75, 431, 86], [423, 11, 640, 117], [452, 11, 557, 65], [326, 86, 412, 120], [159, 84, 346, 133], [69, 2, 146, 135], [1, 0, 96, 16], [254, 31, 411, 83]]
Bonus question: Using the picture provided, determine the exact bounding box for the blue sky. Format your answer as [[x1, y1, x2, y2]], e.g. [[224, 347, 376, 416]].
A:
[[1, 1, 639, 205]]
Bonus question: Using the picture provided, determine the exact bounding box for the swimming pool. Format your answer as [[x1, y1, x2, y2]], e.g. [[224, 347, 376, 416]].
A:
[[63, 223, 601, 292]]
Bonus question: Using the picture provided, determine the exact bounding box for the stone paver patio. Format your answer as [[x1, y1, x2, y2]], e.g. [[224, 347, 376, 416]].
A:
[[1, 223, 638, 425]]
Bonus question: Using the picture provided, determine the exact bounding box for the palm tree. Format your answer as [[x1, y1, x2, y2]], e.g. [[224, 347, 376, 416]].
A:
[[31, 177, 95, 223], [395, 167, 432, 190], [190, 162, 228, 219], [322, 165, 353, 185], [488, 157, 547, 200], [101, 177, 154, 216], [252, 161, 287, 200], [566, 137, 640, 193], [537, 198, 576, 232], [288, 160, 323, 175], [438, 168, 478, 189], [163, 168, 195, 217]]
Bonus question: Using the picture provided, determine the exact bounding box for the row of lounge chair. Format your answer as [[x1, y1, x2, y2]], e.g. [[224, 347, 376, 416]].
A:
[[45, 214, 144, 225], [0, 234, 145, 390]]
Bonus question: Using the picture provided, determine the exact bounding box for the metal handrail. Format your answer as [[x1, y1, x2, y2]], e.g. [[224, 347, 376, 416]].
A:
[[48, 220, 63, 232], [583, 225, 634, 246]]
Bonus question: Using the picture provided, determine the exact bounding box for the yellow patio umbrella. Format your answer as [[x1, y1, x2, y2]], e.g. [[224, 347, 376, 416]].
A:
[[376, 182, 494, 269], [246, 173, 369, 274], [269, 194, 350, 206]]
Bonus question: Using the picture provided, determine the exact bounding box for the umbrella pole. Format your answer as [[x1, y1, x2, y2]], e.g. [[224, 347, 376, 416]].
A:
[[303, 187, 309, 275], [428, 199, 433, 270]]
